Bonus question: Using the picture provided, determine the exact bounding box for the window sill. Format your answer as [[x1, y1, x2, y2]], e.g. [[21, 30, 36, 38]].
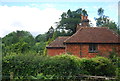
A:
[[89, 51, 98, 53]]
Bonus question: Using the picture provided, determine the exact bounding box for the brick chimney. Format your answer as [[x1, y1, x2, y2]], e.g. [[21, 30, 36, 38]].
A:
[[81, 15, 89, 27], [76, 15, 89, 31]]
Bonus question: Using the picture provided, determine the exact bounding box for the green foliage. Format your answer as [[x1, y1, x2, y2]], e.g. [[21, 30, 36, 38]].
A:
[[108, 51, 120, 79], [102, 21, 119, 34], [35, 34, 47, 42], [3, 54, 81, 79], [116, 67, 120, 80], [2, 53, 48, 79], [79, 58, 94, 75], [98, 8, 104, 17], [0, 39, 1, 70], [2, 53, 117, 80], [95, 8, 119, 34], [52, 29, 71, 39], [30, 73, 55, 80], [33, 42, 46, 54], [102, 21, 117, 30], [2, 30, 36, 56], [57, 8, 88, 35], [109, 50, 120, 66], [80, 57, 116, 76], [46, 26, 54, 41], [79, 57, 115, 76], [43, 39, 53, 56], [0, 37, 2, 53], [41, 54, 81, 79], [91, 57, 116, 76], [9, 41, 29, 54], [2, 30, 47, 56], [2, 30, 35, 46], [96, 8, 106, 27]]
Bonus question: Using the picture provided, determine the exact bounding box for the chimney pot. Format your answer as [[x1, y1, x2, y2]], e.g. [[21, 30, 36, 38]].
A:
[[81, 15, 89, 27]]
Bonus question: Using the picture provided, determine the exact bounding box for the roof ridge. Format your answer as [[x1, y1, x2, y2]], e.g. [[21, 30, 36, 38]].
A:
[[64, 27, 119, 43], [79, 27, 109, 29], [58, 36, 70, 38]]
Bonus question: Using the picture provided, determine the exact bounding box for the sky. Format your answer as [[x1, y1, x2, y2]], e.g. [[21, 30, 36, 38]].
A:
[[0, 0, 119, 37]]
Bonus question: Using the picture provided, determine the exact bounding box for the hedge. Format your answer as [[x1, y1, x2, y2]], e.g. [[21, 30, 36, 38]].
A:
[[2, 53, 49, 79], [40, 54, 81, 79], [79, 57, 116, 76], [2, 53, 116, 79]]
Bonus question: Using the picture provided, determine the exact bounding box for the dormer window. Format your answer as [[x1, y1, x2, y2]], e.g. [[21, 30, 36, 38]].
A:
[[89, 44, 98, 53]]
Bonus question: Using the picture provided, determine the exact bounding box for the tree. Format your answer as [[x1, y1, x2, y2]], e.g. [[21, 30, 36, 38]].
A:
[[2, 30, 35, 46], [95, 8, 120, 34], [56, 8, 88, 35], [2, 30, 35, 55], [46, 26, 54, 41], [102, 21, 119, 33], [98, 8, 104, 17], [35, 34, 47, 42], [96, 8, 105, 27], [33, 42, 46, 54]]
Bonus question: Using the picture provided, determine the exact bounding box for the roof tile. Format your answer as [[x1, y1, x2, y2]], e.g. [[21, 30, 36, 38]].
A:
[[46, 36, 69, 48], [64, 27, 120, 43]]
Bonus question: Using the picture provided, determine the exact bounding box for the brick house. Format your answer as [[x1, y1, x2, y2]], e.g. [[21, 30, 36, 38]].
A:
[[46, 16, 120, 58]]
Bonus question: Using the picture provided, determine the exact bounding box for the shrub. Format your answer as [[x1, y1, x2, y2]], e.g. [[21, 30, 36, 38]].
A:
[[2, 53, 116, 80], [116, 67, 120, 80], [2, 53, 48, 79], [40, 54, 81, 79], [79, 56, 116, 76], [92, 56, 116, 76], [79, 58, 95, 75]]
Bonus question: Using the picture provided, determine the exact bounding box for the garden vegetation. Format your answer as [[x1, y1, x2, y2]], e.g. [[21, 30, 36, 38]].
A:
[[2, 54, 119, 80]]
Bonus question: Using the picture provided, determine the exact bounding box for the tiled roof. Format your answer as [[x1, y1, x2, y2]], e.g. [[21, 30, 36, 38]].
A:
[[64, 27, 120, 44], [46, 36, 69, 48]]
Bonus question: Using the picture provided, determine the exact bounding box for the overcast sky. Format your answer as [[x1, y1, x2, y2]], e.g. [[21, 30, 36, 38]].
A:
[[0, 0, 119, 37]]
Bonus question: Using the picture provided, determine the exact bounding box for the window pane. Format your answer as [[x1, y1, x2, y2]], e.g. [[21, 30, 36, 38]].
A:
[[89, 44, 92, 51], [89, 44, 98, 53]]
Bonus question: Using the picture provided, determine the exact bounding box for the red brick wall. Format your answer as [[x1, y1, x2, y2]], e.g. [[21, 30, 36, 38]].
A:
[[47, 48, 65, 56], [66, 44, 97, 58], [66, 44, 120, 58], [47, 44, 120, 57], [98, 44, 120, 57], [80, 44, 98, 58], [66, 44, 80, 57]]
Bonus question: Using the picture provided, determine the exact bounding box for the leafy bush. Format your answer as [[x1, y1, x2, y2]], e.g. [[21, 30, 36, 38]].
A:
[[80, 57, 116, 76], [91, 57, 116, 76], [41, 54, 81, 79], [2, 53, 48, 79], [30, 73, 55, 80], [116, 67, 120, 80], [79, 58, 95, 75], [3, 53, 82, 79], [2, 53, 116, 80]]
